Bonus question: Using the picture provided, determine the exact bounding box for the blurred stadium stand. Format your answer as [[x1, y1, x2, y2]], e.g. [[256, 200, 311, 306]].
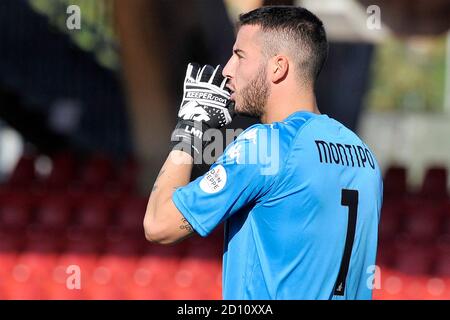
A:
[[0, 153, 449, 299], [0, 152, 225, 299], [0, 0, 228, 299], [377, 165, 450, 299]]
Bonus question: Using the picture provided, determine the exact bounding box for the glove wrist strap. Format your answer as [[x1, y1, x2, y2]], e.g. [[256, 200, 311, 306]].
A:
[[170, 120, 209, 163]]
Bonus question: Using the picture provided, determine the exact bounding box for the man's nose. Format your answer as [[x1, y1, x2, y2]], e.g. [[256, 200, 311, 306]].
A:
[[222, 58, 233, 79]]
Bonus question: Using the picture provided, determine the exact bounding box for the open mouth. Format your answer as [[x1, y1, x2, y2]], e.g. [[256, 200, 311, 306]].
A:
[[226, 86, 236, 100], [226, 84, 235, 93]]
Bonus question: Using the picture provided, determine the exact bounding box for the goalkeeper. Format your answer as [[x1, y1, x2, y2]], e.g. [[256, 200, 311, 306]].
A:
[[144, 6, 383, 300]]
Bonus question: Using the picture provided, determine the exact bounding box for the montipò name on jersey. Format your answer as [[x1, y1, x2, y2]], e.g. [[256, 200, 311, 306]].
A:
[[315, 140, 376, 169], [177, 304, 273, 317]]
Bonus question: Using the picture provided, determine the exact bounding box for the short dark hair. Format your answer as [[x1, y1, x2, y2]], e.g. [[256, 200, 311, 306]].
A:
[[238, 6, 328, 86]]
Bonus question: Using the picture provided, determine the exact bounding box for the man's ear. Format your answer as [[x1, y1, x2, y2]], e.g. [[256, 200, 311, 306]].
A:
[[270, 55, 289, 83]]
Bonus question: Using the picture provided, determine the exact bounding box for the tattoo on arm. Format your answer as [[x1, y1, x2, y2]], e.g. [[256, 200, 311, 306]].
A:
[[151, 169, 166, 192], [180, 217, 194, 234]]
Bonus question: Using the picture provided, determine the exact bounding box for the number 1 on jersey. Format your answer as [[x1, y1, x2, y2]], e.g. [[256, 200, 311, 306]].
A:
[[334, 189, 359, 296]]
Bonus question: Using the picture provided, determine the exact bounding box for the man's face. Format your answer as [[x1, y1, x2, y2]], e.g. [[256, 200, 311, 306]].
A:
[[223, 25, 270, 117]]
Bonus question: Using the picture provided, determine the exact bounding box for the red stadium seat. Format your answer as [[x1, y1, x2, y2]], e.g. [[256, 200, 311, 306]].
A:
[[0, 193, 32, 228], [402, 209, 441, 242], [43, 152, 77, 189], [0, 187, 8, 203], [436, 232, 450, 252], [115, 158, 138, 193], [0, 227, 24, 278], [400, 277, 449, 300], [373, 269, 405, 300], [0, 251, 18, 279], [78, 154, 115, 190], [6, 154, 36, 188], [434, 233, 450, 276], [123, 251, 174, 299], [2, 259, 48, 299], [17, 230, 62, 289], [393, 241, 435, 275], [441, 206, 450, 235], [115, 196, 147, 231], [376, 270, 450, 300], [83, 263, 126, 299], [0, 227, 24, 251], [420, 166, 448, 199], [402, 278, 430, 300], [136, 253, 180, 296], [73, 195, 112, 229], [376, 243, 396, 267], [104, 230, 144, 256], [434, 254, 450, 277], [34, 194, 73, 228], [423, 278, 450, 300], [64, 225, 106, 254], [3, 279, 44, 300], [95, 254, 138, 291], [97, 254, 138, 273], [383, 166, 408, 199], [379, 205, 402, 242], [124, 274, 166, 299], [445, 279, 450, 299], [24, 225, 66, 252], [16, 252, 58, 279], [174, 256, 222, 299]]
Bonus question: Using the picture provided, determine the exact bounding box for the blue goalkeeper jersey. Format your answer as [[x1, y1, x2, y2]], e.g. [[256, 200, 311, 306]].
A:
[[172, 111, 383, 300]]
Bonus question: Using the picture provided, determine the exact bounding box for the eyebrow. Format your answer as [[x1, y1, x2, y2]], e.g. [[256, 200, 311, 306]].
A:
[[233, 49, 245, 57]]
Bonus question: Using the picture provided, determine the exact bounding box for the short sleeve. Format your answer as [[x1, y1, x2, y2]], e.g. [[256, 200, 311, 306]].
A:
[[172, 124, 280, 236]]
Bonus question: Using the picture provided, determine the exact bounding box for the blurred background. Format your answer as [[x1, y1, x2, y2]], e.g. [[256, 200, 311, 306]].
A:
[[0, 0, 449, 299]]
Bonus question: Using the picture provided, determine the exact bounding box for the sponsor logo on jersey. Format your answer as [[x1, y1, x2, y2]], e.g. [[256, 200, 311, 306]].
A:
[[199, 164, 227, 193]]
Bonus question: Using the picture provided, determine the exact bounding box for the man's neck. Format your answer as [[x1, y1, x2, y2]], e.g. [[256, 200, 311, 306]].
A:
[[260, 90, 320, 124]]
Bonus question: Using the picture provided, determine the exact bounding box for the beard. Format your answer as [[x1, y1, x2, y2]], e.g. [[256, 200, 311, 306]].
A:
[[235, 63, 270, 118]]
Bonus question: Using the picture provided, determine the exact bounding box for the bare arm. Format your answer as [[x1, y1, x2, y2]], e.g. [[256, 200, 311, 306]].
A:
[[143, 63, 234, 244], [143, 150, 195, 244]]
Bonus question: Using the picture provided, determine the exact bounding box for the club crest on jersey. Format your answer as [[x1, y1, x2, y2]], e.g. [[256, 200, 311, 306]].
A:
[[199, 164, 227, 194]]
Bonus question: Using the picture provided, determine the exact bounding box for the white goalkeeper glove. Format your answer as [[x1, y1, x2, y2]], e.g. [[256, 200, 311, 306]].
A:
[[170, 63, 235, 161]]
